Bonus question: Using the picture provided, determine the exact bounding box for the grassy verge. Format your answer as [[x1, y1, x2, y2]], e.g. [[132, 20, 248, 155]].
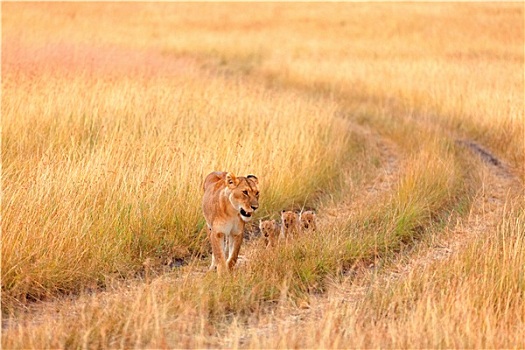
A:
[[2, 57, 353, 309], [349, 197, 525, 348]]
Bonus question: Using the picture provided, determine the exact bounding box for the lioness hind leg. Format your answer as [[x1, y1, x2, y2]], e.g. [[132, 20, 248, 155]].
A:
[[209, 254, 216, 271], [210, 230, 228, 275], [207, 226, 216, 271], [226, 233, 243, 270]]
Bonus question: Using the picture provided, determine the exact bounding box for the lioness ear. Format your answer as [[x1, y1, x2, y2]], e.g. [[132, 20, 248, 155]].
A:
[[246, 174, 258, 185], [225, 172, 239, 188]]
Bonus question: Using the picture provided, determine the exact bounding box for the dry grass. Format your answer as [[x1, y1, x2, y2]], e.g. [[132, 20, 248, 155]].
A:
[[2, 2, 523, 349], [242, 172, 524, 349], [2, 44, 354, 306]]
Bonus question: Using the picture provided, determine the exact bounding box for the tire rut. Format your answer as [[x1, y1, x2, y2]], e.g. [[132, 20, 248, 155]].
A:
[[234, 137, 523, 348], [322, 126, 401, 225], [223, 126, 405, 348], [399, 138, 523, 273]]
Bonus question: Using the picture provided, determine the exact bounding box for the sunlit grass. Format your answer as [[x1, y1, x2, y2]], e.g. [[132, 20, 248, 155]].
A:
[[2, 2, 523, 349], [351, 201, 525, 348], [2, 53, 352, 307]]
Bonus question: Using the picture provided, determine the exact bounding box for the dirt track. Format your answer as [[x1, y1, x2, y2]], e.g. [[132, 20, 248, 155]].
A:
[[209, 69, 524, 343]]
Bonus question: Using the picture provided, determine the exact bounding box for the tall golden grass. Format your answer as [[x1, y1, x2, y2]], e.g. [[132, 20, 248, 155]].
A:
[[2, 45, 355, 305], [2, 2, 523, 348]]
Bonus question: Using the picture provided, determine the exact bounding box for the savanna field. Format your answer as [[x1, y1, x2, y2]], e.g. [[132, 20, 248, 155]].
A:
[[2, 3, 524, 348]]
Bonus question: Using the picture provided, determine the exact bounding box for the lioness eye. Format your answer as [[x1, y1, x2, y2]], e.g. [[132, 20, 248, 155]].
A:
[[255, 192, 259, 197], [242, 190, 248, 196]]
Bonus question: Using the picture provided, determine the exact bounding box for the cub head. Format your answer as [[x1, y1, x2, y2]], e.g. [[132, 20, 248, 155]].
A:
[[226, 173, 259, 222], [259, 219, 277, 238], [281, 210, 298, 230], [300, 210, 317, 231]]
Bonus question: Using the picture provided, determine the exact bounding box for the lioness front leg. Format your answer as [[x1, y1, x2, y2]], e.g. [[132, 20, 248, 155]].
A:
[[210, 230, 228, 275], [226, 232, 243, 271]]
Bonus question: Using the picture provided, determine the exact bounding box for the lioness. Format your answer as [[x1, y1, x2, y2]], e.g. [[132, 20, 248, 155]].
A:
[[202, 171, 259, 275]]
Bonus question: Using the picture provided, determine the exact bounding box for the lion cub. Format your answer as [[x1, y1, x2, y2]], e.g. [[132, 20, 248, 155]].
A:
[[300, 210, 317, 233], [259, 219, 279, 248], [280, 210, 300, 241]]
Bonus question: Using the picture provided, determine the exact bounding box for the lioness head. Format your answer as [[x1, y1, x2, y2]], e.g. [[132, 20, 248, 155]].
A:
[[226, 173, 259, 222]]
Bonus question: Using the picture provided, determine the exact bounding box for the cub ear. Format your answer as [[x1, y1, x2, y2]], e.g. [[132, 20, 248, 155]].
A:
[[246, 174, 258, 185], [225, 172, 239, 189]]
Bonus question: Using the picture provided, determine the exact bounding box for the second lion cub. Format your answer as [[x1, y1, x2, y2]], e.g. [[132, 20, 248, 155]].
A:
[[280, 210, 300, 241], [300, 210, 317, 233]]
